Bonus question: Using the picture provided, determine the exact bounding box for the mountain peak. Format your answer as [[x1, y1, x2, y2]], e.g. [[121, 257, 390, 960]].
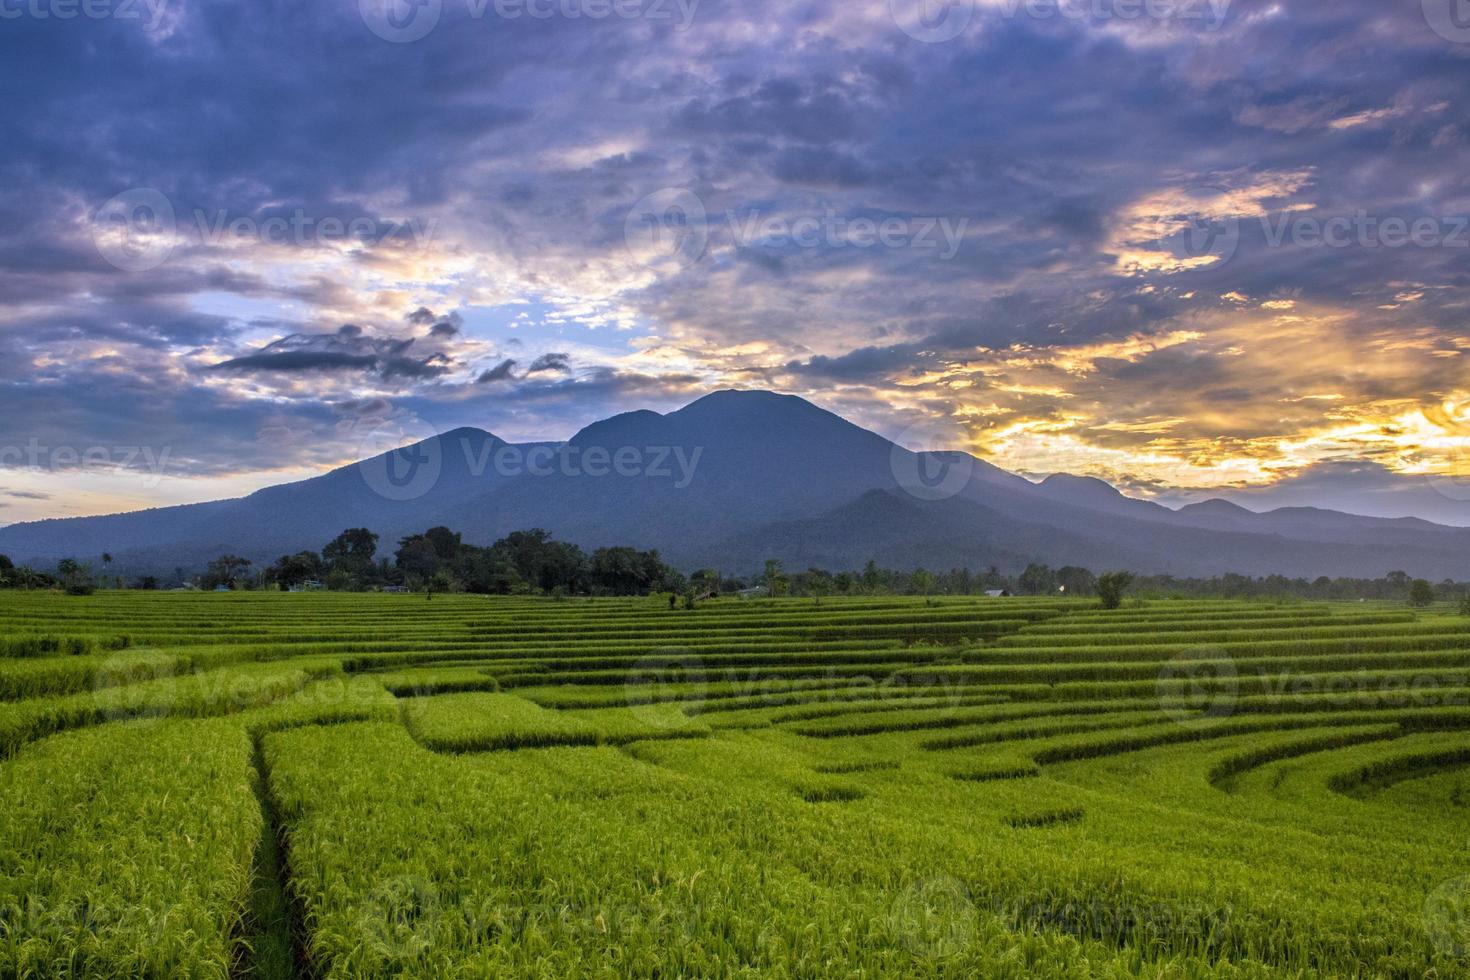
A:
[[674, 389, 818, 419], [688, 388, 798, 406], [4, 390, 1467, 581], [569, 409, 666, 446], [1039, 473, 1124, 498], [1178, 498, 1255, 516], [438, 426, 497, 442]]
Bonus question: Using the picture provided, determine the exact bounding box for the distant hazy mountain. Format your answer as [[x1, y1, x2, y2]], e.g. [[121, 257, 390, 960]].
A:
[[1, 390, 1465, 579]]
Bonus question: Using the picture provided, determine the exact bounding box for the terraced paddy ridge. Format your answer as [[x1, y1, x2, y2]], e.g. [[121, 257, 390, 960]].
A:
[[2, 591, 1469, 977]]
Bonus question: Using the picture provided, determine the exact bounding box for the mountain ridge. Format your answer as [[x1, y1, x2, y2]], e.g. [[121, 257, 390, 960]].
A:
[[1, 389, 1464, 579]]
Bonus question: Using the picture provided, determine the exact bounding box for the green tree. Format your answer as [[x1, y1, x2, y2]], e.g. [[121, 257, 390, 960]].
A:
[[201, 555, 252, 591], [1096, 571, 1135, 610], [1056, 566, 1095, 596], [265, 552, 323, 590], [804, 567, 834, 598], [910, 568, 936, 595], [57, 558, 95, 595], [395, 535, 443, 581], [588, 546, 676, 596], [1019, 563, 1056, 596], [690, 568, 721, 596], [424, 527, 462, 562], [764, 559, 790, 598], [426, 569, 457, 598], [489, 529, 588, 593], [1408, 579, 1435, 607], [323, 528, 379, 577]]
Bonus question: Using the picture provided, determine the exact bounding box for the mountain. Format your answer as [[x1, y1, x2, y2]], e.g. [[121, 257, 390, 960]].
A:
[[2, 389, 1467, 579], [1033, 474, 1175, 521]]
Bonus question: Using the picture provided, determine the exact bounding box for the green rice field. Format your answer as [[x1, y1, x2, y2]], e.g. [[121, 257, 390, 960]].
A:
[[2, 591, 1469, 977]]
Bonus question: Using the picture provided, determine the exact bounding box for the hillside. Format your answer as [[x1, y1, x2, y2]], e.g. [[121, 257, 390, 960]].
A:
[[1, 390, 1466, 578]]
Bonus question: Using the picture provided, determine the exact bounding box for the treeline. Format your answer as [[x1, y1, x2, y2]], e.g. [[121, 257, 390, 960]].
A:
[[1128, 570, 1466, 604], [769, 563, 1462, 605], [1, 543, 1465, 606], [220, 527, 686, 597], [0, 555, 107, 595]]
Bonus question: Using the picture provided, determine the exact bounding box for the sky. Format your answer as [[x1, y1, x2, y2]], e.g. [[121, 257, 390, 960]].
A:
[[2, 0, 1470, 524]]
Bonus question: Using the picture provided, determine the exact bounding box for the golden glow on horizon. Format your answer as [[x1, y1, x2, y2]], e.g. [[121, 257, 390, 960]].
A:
[[857, 302, 1470, 496]]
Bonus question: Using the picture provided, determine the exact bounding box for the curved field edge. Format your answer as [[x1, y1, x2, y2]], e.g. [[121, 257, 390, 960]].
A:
[[0, 592, 1466, 977]]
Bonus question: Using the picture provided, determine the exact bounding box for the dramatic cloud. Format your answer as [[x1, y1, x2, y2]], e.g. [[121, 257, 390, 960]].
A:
[[209, 324, 456, 381], [526, 353, 572, 374], [2, 0, 1470, 523], [476, 359, 520, 384]]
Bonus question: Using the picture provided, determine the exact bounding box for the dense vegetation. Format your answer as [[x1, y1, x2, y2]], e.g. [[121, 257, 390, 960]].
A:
[[0, 590, 1467, 976], [2, 530, 1461, 606]]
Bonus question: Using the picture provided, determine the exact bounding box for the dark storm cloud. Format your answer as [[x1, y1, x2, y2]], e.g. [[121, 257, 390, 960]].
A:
[[785, 344, 925, 383], [213, 349, 380, 372], [408, 308, 462, 338], [526, 352, 572, 374], [2, 0, 1469, 514], [210, 325, 458, 381], [477, 359, 520, 384], [474, 353, 574, 383]]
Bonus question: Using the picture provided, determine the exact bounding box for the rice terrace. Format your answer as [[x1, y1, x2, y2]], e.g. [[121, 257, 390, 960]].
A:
[[3, 590, 1469, 977]]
